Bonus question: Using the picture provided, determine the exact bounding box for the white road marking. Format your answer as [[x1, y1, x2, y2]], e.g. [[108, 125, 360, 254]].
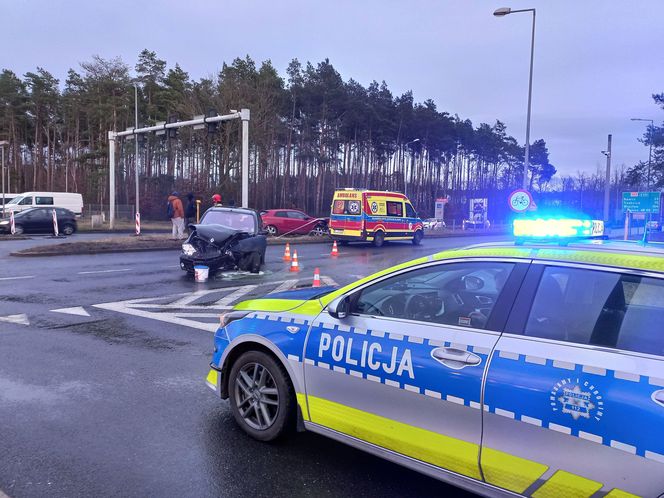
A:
[[321, 276, 337, 286], [0, 314, 30, 326], [78, 268, 131, 275], [271, 280, 298, 293], [92, 278, 334, 333], [215, 285, 258, 307], [0, 275, 34, 281], [51, 306, 90, 317]]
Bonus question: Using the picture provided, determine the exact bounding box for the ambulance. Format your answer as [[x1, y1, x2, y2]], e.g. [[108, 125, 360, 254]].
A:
[[328, 189, 423, 247]]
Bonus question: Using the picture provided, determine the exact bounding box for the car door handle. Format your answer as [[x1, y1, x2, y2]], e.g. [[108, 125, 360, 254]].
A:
[[431, 347, 482, 370], [653, 389, 664, 408]]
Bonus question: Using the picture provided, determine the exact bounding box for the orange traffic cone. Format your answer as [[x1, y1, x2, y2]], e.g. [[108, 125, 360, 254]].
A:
[[330, 240, 339, 257], [289, 250, 300, 272], [283, 242, 292, 262], [312, 267, 321, 287]]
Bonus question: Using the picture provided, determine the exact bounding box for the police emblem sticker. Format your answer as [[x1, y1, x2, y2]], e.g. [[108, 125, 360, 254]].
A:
[[551, 377, 604, 422]]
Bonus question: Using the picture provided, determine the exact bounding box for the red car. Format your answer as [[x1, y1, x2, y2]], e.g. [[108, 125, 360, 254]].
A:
[[260, 209, 328, 236]]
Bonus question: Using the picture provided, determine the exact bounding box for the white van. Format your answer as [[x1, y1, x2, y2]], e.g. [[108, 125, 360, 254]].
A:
[[0, 193, 19, 206], [5, 192, 84, 216]]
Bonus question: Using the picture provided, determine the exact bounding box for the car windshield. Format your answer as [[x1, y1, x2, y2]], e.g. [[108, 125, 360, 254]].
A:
[[201, 210, 256, 233], [6, 196, 22, 205]]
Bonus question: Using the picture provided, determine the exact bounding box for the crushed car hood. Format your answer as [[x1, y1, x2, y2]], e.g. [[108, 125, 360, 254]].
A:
[[191, 224, 246, 242]]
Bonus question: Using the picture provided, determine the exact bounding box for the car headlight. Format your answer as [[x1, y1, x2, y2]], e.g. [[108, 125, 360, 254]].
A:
[[0, 221, 8, 225], [182, 243, 196, 256], [219, 310, 250, 328]]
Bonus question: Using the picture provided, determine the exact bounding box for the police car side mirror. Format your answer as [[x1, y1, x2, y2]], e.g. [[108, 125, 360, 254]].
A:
[[328, 296, 350, 320]]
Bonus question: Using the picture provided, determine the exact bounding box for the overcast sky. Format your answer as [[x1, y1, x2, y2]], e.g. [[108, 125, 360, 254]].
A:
[[3, 0, 663, 176]]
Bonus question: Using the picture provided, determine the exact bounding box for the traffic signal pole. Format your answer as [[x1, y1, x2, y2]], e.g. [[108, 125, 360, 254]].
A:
[[108, 109, 250, 230]]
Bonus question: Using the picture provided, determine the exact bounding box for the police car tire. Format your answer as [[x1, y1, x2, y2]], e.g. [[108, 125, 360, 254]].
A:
[[228, 350, 295, 441], [373, 231, 385, 247]]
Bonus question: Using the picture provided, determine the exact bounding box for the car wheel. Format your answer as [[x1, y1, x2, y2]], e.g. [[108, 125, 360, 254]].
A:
[[310, 225, 327, 237], [13, 224, 24, 235], [265, 225, 278, 236], [373, 231, 385, 248], [228, 351, 295, 441], [412, 230, 423, 245], [62, 224, 75, 235]]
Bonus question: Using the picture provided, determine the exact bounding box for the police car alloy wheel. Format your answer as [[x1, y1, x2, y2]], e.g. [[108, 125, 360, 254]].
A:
[[228, 351, 295, 441]]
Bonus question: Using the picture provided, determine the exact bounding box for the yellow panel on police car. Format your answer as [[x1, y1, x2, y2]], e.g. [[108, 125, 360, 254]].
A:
[[296, 393, 310, 421], [531, 470, 602, 498], [536, 249, 664, 273], [307, 395, 481, 480], [603, 488, 640, 498], [481, 447, 548, 494], [205, 369, 218, 390]]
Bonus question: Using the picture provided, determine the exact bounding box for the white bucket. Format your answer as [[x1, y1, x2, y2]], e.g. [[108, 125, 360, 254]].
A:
[[194, 265, 209, 282]]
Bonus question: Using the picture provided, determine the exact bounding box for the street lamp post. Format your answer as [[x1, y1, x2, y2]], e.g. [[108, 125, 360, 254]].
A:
[[403, 139, 420, 196], [494, 6, 536, 190], [630, 118, 654, 190], [134, 84, 140, 227]]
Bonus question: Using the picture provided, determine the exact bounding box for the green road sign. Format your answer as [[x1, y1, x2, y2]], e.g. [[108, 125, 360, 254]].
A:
[[622, 191, 661, 213]]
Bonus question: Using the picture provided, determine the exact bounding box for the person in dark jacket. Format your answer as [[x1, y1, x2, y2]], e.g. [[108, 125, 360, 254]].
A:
[[185, 193, 197, 230]]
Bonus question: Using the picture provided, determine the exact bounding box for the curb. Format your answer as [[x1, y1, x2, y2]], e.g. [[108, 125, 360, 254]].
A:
[[9, 230, 508, 257]]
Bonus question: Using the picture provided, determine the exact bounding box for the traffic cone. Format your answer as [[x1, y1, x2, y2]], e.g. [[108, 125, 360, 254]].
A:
[[312, 267, 321, 287], [330, 240, 339, 257], [289, 250, 300, 272], [283, 243, 292, 262]]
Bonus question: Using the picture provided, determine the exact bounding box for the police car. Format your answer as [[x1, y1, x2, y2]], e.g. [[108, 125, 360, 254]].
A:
[[206, 217, 664, 497]]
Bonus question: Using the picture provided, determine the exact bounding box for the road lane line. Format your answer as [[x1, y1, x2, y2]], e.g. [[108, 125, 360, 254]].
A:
[[0, 314, 30, 326], [0, 275, 34, 281], [215, 285, 258, 306], [271, 280, 298, 293], [78, 269, 131, 275]]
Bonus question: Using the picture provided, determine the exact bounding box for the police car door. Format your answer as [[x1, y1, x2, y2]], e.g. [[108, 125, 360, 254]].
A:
[[481, 263, 664, 497], [303, 259, 527, 481]]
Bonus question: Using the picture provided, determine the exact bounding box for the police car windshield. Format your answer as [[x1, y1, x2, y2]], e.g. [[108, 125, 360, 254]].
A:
[[201, 210, 256, 233]]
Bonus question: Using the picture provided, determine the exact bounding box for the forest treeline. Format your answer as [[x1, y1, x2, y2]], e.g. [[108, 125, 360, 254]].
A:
[[0, 50, 660, 219]]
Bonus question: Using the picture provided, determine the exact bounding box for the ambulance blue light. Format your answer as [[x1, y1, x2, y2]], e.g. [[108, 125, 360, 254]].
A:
[[513, 218, 604, 239]]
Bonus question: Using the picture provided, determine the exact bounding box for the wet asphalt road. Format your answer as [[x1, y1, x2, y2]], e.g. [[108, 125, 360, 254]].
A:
[[0, 233, 509, 498]]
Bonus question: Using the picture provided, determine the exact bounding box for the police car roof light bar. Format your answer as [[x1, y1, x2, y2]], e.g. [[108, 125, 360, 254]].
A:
[[513, 218, 605, 246]]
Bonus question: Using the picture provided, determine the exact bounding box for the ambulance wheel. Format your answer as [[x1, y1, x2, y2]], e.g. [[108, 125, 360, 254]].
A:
[[412, 230, 423, 245], [373, 231, 385, 248], [229, 350, 295, 441]]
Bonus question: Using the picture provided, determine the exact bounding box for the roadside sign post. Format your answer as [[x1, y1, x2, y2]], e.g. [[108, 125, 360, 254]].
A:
[[622, 192, 661, 242], [434, 197, 448, 220], [508, 189, 534, 213], [135, 212, 141, 236], [196, 199, 201, 223], [9, 210, 15, 235], [52, 209, 59, 237]]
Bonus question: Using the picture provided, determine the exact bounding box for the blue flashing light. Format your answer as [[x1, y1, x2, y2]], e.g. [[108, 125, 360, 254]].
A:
[[513, 218, 604, 239]]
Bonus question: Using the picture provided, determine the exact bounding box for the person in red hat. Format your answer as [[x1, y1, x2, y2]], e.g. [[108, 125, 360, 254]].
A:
[[212, 194, 222, 207]]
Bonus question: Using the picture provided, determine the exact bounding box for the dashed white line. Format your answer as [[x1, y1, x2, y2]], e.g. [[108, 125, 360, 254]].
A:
[[549, 423, 572, 434], [0, 275, 34, 281], [446, 395, 465, 405], [425, 389, 442, 399], [78, 268, 131, 275], [521, 415, 542, 427]]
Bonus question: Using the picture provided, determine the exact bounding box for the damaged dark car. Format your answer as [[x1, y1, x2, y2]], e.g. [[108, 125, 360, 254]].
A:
[[179, 207, 267, 275]]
